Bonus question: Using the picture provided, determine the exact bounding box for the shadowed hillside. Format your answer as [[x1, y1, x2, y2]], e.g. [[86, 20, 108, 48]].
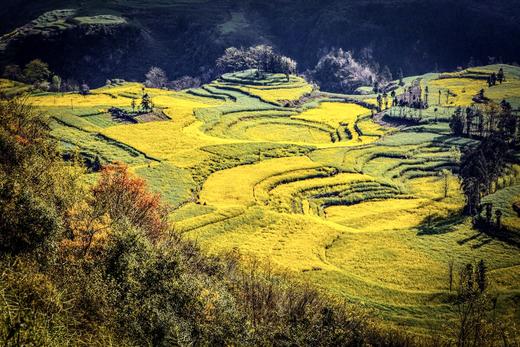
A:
[[1, 0, 520, 85]]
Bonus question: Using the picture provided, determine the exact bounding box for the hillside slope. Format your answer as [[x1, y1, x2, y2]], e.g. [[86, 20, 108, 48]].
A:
[[7, 64, 519, 336]]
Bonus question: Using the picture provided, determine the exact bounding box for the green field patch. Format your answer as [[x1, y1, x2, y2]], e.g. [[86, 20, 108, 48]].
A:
[[135, 162, 197, 208], [51, 123, 149, 165]]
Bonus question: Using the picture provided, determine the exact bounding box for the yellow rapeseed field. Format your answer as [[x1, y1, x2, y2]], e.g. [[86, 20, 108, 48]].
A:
[[200, 156, 322, 206], [293, 102, 382, 145], [428, 78, 488, 106], [101, 96, 231, 167], [242, 83, 312, 102], [25, 67, 520, 334]]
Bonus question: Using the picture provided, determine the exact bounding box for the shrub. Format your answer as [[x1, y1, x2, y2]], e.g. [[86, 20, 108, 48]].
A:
[[0, 98, 81, 255]]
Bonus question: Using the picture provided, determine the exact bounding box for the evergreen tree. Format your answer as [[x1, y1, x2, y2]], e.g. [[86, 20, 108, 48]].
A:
[[476, 260, 487, 293], [496, 209, 502, 230], [373, 81, 379, 93], [497, 68, 505, 84], [465, 108, 475, 136], [485, 203, 493, 225], [477, 116, 485, 138], [449, 107, 464, 136], [92, 155, 102, 172], [140, 93, 153, 112], [398, 68, 405, 86], [376, 94, 383, 112]]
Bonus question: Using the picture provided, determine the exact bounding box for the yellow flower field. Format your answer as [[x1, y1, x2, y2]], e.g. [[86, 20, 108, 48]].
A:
[[200, 156, 322, 206], [428, 78, 488, 106], [23, 65, 520, 335], [242, 83, 312, 102]]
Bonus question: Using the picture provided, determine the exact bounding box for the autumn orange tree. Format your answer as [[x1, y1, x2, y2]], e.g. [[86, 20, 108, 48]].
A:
[[93, 163, 169, 240], [64, 163, 169, 257]]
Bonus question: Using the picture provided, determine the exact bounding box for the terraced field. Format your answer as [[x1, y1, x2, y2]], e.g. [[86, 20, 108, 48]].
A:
[[12, 64, 520, 335]]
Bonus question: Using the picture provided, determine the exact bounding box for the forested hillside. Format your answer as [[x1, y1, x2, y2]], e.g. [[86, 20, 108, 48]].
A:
[[1, 0, 520, 85]]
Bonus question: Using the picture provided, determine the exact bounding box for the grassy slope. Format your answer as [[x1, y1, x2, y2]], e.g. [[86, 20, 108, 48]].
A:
[[12, 64, 520, 336]]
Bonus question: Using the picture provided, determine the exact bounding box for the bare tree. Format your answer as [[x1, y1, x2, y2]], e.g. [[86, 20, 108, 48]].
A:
[[312, 48, 378, 93], [168, 75, 201, 90], [216, 47, 252, 72], [145, 67, 168, 88], [440, 169, 451, 198], [448, 258, 454, 292]]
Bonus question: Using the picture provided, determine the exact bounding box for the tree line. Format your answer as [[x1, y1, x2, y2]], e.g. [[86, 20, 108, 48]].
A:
[[450, 97, 519, 233], [2, 59, 90, 94], [4, 47, 396, 97], [216, 45, 297, 79], [450, 101, 518, 141]]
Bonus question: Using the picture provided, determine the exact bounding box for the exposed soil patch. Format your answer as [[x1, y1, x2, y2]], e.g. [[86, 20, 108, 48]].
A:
[[134, 110, 170, 123]]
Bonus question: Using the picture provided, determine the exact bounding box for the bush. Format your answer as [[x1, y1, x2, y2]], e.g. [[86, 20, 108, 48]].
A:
[[0, 98, 81, 256], [0, 189, 61, 254], [92, 163, 169, 241]]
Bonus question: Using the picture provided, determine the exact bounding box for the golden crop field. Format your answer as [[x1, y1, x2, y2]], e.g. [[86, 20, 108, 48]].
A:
[[240, 83, 312, 103], [429, 78, 488, 106], [293, 102, 382, 145], [25, 65, 520, 335]]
